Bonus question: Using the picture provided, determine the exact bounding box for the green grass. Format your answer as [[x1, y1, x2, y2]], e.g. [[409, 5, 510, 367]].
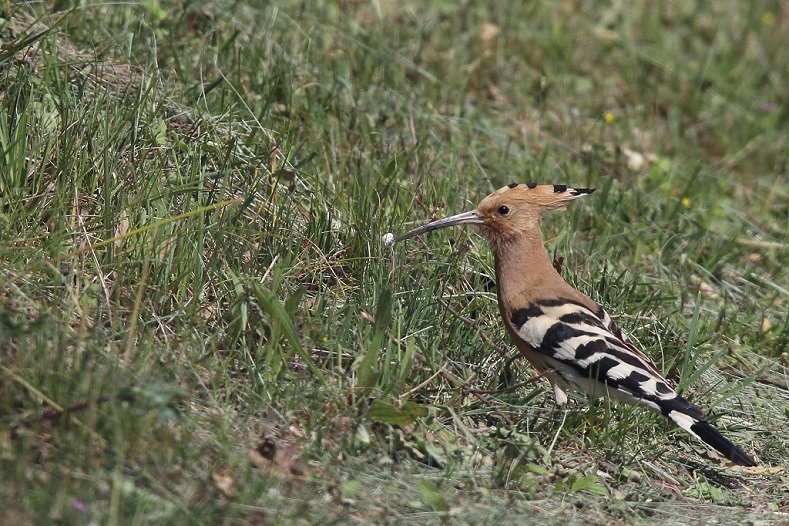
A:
[[1, 1, 788, 523]]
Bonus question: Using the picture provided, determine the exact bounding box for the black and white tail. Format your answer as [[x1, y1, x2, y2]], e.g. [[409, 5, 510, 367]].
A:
[[664, 398, 756, 467]]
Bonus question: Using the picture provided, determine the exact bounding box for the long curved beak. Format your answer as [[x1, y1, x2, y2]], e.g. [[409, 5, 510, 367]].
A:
[[386, 210, 482, 246]]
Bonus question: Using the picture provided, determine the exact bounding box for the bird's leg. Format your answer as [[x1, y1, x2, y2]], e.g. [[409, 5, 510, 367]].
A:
[[552, 382, 568, 407]]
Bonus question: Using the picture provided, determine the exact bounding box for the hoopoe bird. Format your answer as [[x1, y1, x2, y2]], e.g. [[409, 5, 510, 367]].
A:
[[385, 183, 756, 466]]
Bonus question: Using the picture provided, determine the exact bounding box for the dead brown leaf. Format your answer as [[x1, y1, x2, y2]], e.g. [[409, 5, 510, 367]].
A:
[[731, 465, 785, 476], [478, 22, 499, 52], [211, 468, 235, 497], [115, 209, 129, 247], [250, 436, 310, 485]]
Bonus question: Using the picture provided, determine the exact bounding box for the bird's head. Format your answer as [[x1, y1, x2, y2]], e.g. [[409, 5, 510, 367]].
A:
[[385, 183, 594, 248]]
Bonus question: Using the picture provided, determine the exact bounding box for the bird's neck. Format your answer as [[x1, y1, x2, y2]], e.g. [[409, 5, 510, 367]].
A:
[[490, 225, 563, 314]]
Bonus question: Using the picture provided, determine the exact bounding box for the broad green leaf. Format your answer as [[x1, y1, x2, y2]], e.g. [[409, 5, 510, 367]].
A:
[[418, 481, 448, 512], [252, 284, 327, 386], [366, 399, 425, 426]]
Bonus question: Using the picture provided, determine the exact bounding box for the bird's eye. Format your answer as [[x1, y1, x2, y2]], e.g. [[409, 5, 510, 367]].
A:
[[498, 205, 510, 216]]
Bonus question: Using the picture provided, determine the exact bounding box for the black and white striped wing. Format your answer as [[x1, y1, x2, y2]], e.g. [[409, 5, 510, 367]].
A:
[[508, 296, 757, 466], [509, 297, 701, 418]]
